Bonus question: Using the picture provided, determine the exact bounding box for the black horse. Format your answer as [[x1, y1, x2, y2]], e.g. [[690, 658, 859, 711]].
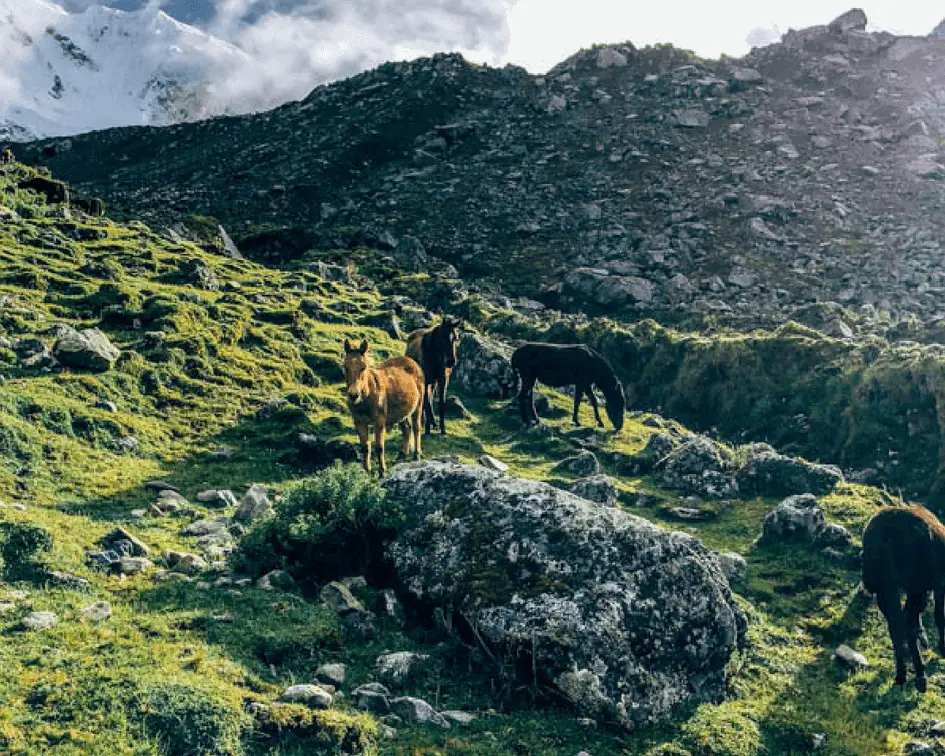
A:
[[405, 316, 463, 435], [511, 342, 625, 431]]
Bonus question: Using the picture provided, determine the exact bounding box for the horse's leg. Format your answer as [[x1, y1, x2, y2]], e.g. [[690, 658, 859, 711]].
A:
[[935, 586, 945, 656], [397, 420, 411, 461], [375, 423, 387, 479], [423, 379, 436, 435], [877, 587, 908, 687], [572, 383, 585, 426], [412, 400, 423, 460], [528, 380, 540, 425], [905, 591, 929, 691], [585, 386, 604, 427], [518, 374, 534, 425], [356, 422, 371, 474], [437, 378, 447, 436]]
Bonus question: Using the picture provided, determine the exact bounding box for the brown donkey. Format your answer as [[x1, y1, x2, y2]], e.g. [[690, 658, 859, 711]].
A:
[[343, 338, 424, 477]]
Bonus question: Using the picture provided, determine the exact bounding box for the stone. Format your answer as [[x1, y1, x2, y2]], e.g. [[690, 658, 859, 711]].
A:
[[320, 581, 365, 614], [315, 663, 347, 687], [52, 327, 120, 371], [904, 743, 935, 756], [451, 334, 517, 399], [196, 489, 238, 508], [441, 710, 476, 726], [380, 588, 406, 626], [118, 556, 153, 574], [737, 447, 842, 498], [390, 697, 450, 728], [383, 462, 745, 729], [715, 552, 747, 583], [280, 684, 333, 709], [674, 108, 709, 128], [478, 454, 509, 474], [834, 644, 869, 670], [352, 683, 391, 714], [728, 67, 763, 90], [182, 519, 230, 537], [21, 611, 57, 631], [596, 47, 628, 68], [257, 570, 296, 591], [101, 527, 149, 557], [656, 435, 739, 500], [761, 495, 825, 544], [376, 651, 430, 686], [234, 484, 271, 523], [165, 551, 207, 574], [569, 474, 617, 507], [553, 451, 601, 477], [828, 8, 867, 33], [144, 480, 179, 493], [80, 601, 112, 622]]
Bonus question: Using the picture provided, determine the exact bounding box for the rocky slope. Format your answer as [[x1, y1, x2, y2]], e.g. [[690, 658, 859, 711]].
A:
[[12, 7, 945, 335]]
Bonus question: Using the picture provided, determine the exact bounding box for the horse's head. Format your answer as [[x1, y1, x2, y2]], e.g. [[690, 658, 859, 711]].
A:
[[437, 316, 463, 370], [604, 377, 626, 432], [343, 338, 371, 405]]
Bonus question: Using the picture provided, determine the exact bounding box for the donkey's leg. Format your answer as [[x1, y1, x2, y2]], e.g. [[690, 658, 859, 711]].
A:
[[518, 375, 535, 425], [356, 423, 371, 474], [935, 587, 945, 656], [572, 384, 585, 426], [585, 386, 604, 427], [905, 591, 929, 691], [528, 381, 541, 425], [877, 588, 908, 687], [437, 379, 447, 436], [375, 423, 387, 478]]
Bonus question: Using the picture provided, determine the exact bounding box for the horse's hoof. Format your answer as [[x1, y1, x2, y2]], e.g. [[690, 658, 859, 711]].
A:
[[917, 676, 928, 693]]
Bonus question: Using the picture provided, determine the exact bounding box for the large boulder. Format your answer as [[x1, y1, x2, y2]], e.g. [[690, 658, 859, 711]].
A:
[[639, 434, 739, 500], [383, 462, 745, 729], [52, 327, 120, 371], [737, 445, 843, 498], [451, 334, 517, 399]]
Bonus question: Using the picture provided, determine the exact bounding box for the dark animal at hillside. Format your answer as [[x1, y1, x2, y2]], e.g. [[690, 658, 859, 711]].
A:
[[1, 148, 12, 165], [862, 505, 945, 692], [18, 175, 69, 205], [511, 342, 625, 431], [405, 316, 462, 435], [72, 196, 106, 216], [343, 338, 424, 477]]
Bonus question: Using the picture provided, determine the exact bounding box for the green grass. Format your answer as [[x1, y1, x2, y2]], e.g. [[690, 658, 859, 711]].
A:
[[4, 160, 945, 754]]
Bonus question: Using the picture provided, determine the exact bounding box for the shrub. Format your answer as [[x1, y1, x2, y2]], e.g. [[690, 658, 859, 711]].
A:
[[236, 463, 401, 583], [1, 522, 53, 568], [137, 681, 248, 756]]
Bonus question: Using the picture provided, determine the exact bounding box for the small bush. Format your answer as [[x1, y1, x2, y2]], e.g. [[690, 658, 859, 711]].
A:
[[681, 703, 762, 756], [138, 681, 248, 756], [236, 463, 401, 582], [1, 522, 53, 568]]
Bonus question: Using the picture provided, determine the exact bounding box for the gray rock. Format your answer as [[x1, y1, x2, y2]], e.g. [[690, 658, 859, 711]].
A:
[[118, 556, 153, 574], [383, 462, 745, 729], [715, 552, 747, 583], [761, 494, 825, 544], [596, 47, 627, 68], [674, 108, 709, 128], [478, 454, 509, 474], [390, 697, 450, 728], [102, 526, 149, 556], [22, 611, 57, 631], [164, 551, 207, 574], [182, 519, 229, 537], [52, 327, 120, 371], [441, 710, 477, 726], [257, 570, 296, 592], [737, 447, 843, 498], [451, 334, 517, 399], [352, 683, 391, 714], [320, 581, 365, 614], [380, 588, 406, 626], [80, 601, 112, 622], [828, 8, 867, 33], [234, 484, 271, 523], [834, 644, 869, 670], [376, 651, 429, 686], [280, 684, 333, 709], [196, 489, 238, 508], [657, 436, 739, 499], [569, 474, 617, 507], [315, 663, 347, 687], [553, 451, 601, 477]]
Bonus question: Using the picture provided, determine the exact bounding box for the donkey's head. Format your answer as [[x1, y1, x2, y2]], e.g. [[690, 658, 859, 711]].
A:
[[343, 338, 371, 405], [436, 316, 463, 370], [603, 376, 626, 432]]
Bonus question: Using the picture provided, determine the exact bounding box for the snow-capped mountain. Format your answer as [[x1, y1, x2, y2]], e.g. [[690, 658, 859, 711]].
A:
[[0, 0, 250, 141]]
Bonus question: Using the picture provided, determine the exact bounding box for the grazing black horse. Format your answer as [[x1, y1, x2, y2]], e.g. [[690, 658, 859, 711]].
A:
[[405, 316, 462, 435], [511, 342, 625, 431]]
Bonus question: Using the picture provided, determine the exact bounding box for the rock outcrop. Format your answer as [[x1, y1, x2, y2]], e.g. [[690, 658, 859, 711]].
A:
[[383, 461, 745, 728]]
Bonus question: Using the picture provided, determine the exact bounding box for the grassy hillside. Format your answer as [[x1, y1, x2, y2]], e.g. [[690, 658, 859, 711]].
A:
[[2, 161, 945, 755]]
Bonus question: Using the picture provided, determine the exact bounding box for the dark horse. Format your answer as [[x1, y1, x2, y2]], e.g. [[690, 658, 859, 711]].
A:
[[511, 342, 625, 431], [405, 316, 462, 435]]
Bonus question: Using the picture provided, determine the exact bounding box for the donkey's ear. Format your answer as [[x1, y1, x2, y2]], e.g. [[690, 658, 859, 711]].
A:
[[359, 339, 369, 354], [343, 339, 352, 353]]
